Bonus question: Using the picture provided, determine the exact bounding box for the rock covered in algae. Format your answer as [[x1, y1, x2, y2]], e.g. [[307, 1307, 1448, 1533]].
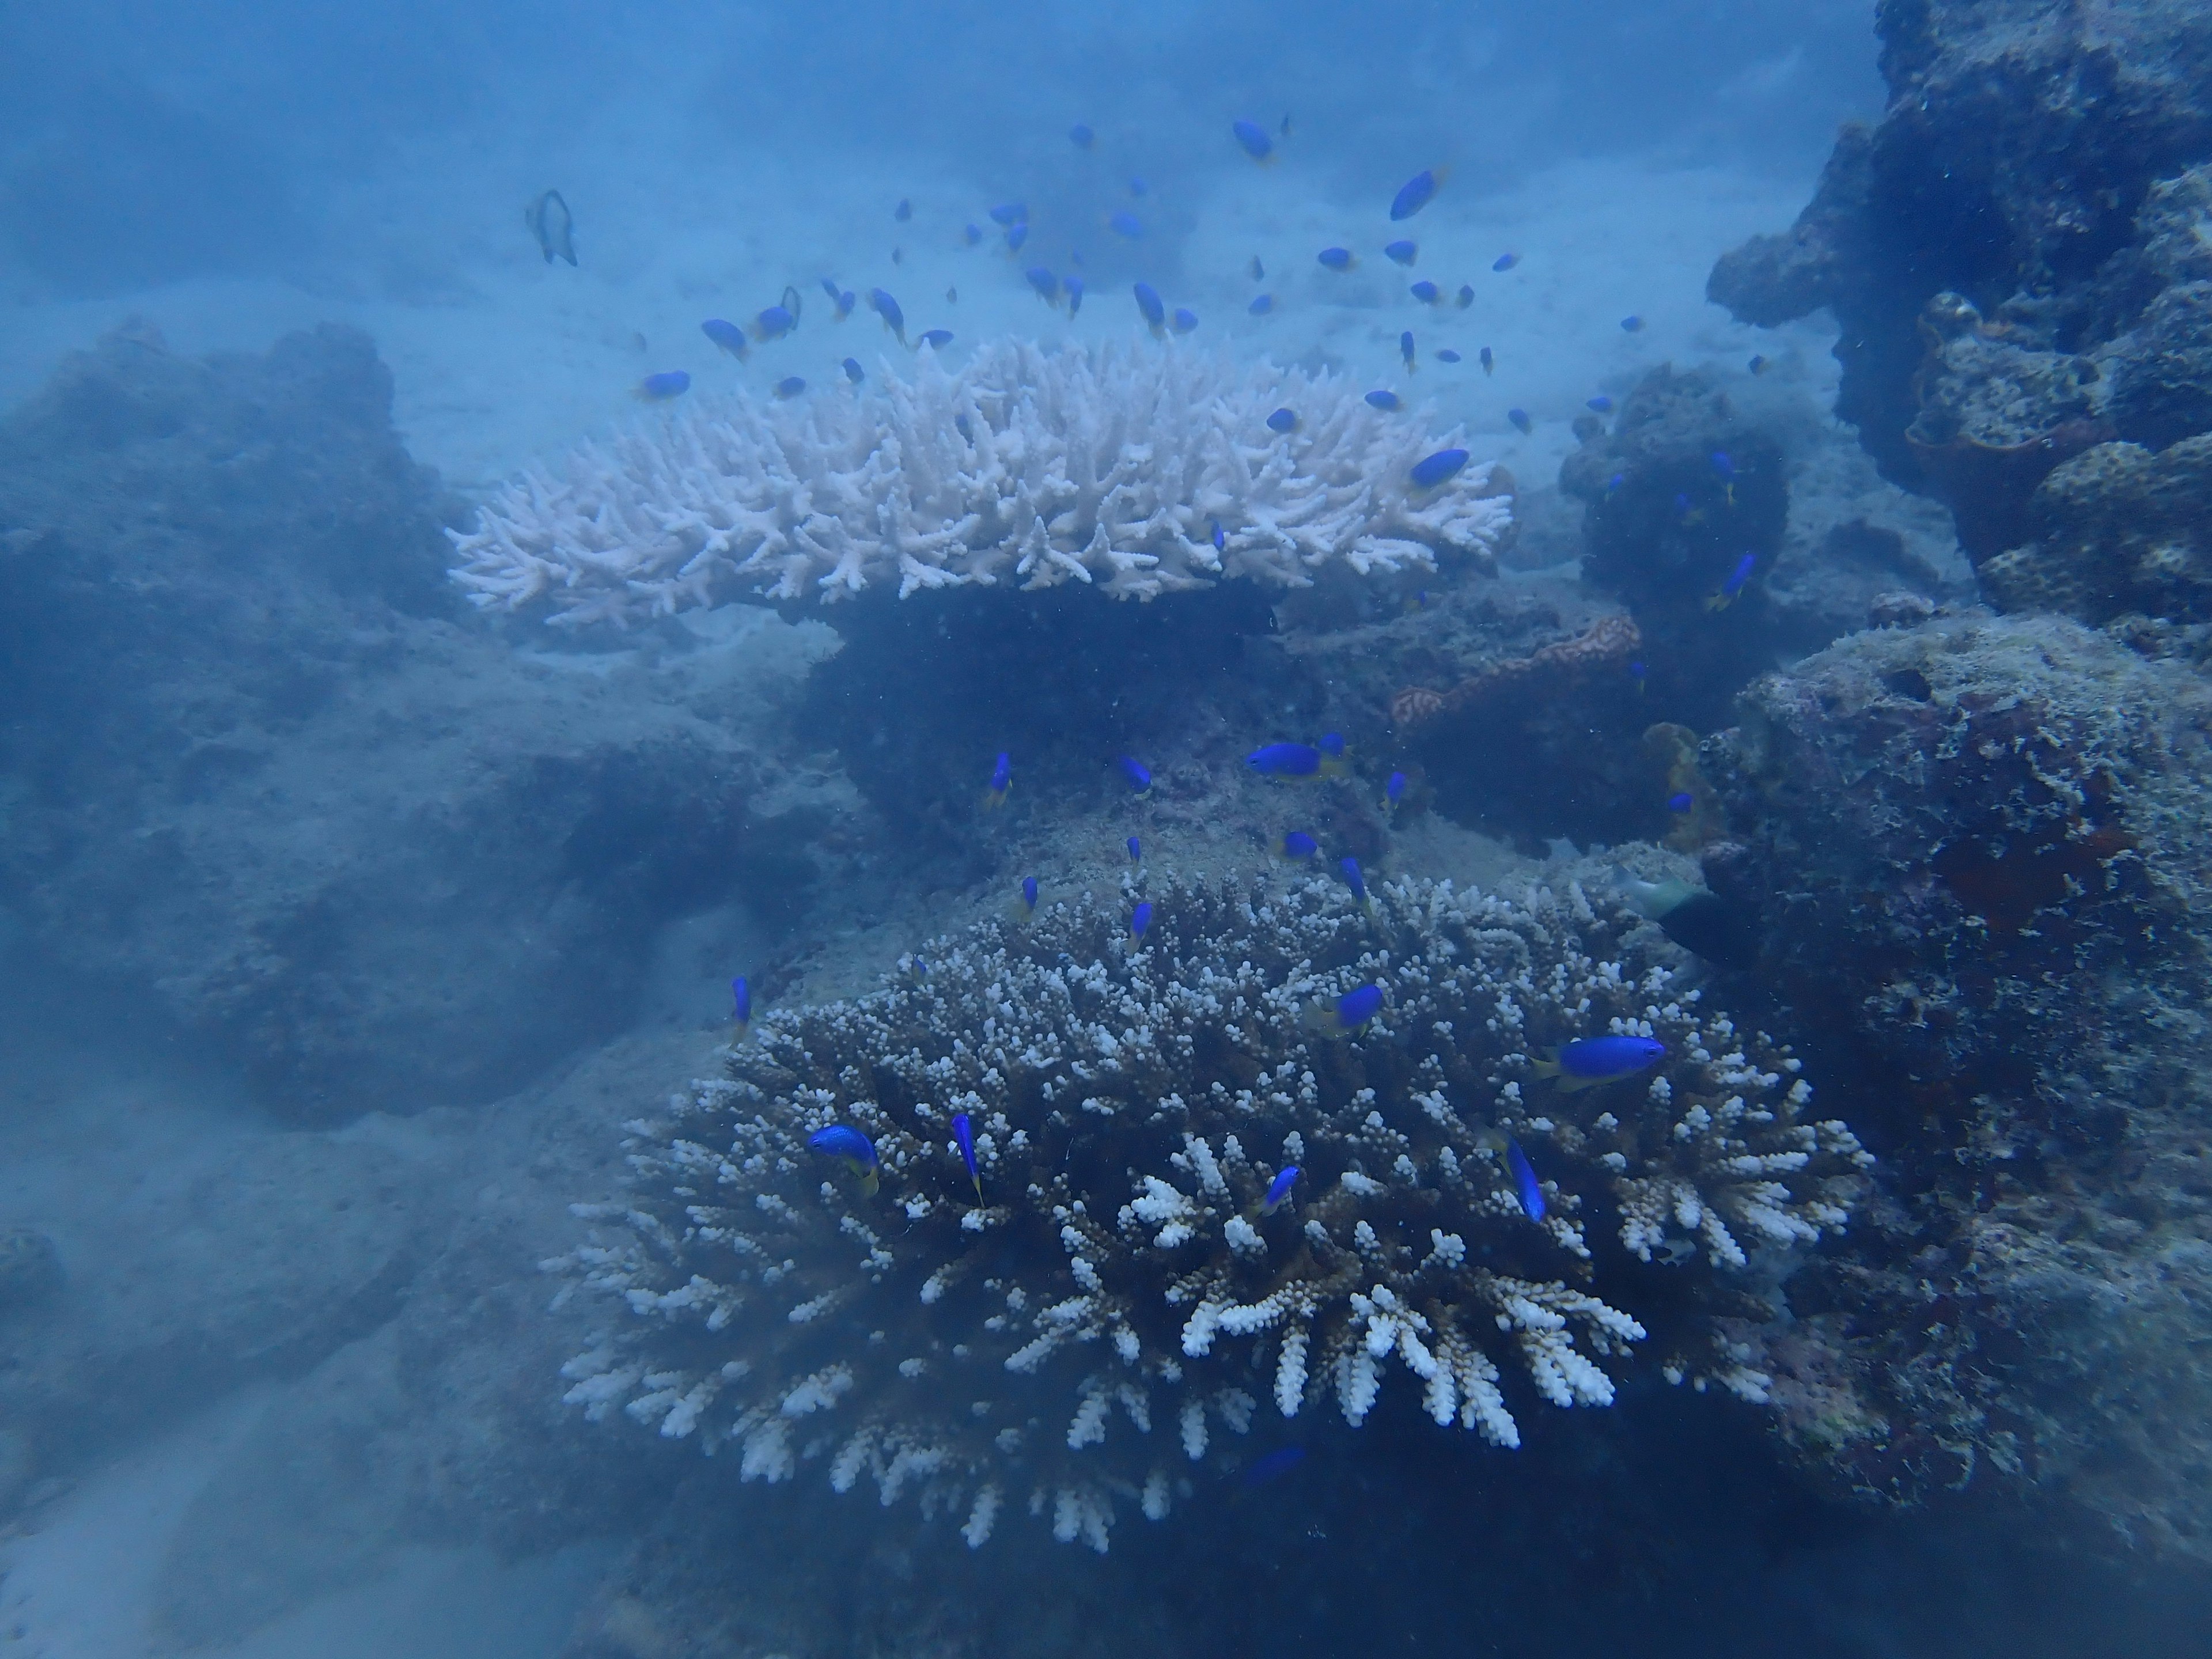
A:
[[1707, 612, 2212, 1560], [553, 869, 1868, 1551]]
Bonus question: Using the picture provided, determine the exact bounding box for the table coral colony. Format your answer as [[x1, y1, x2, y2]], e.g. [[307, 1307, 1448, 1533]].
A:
[[552, 872, 1870, 1551], [447, 340, 1512, 623]]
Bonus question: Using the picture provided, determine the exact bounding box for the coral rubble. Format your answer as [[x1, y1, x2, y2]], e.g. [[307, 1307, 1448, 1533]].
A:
[[449, 340, 1510, 624], [555, 869, 1868, 1550]]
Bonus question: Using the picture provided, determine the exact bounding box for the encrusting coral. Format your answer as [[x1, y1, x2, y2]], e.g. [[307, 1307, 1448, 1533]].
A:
[[552, 869, 1869, 1551], [449, 340, 1511, 624]]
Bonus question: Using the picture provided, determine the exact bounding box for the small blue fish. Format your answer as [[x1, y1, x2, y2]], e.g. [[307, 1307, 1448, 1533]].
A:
[[1339, 856, 1369, 906], [1628, 659, 1647, 694], [1505, 1137, 1545, 1221], [1130, 176, 1150, 196], [1507, 408, 1532, 435], [774, 376, 806, 399], [1243, 1445, 1306, 1487], [1534, 1035, 1666, 1092], [808, 1125, 880, 1196], [1319, 732, 1345, 759], [1006, 222, 1030, 252], [869, 289, 907, 345], [1127, 835, 1142, 862], [1232, 119, 1274, 162], [1667, 791, 1694, 812], [1400, 331, 1417, 372], [1317, 247, 1355, 271], [1119, 755, 1153, 794], [1266, 407, 1297, 434], [1707, 552, 1758, 611], [985, 751, 1012, 808], [1209, 517, 1227, 553], [1675, 492, 1694, 517], [836, 290, 857, 320], [1748, 354, 1768, 375], [1316, 983, 1384, 1034], [700, 319, 749, 359], [895, 198, 912, 222], [964, 223, 983, 245], [1247, 743, 1324, 777], [1131, 902, 1153, 940], [751, 305, 797, 342], [1023, 876, 1039, 908], [1479, 345, 1494, 374], [1171, 307, 1199, 335], [1384, 239, 1418, 266], [951, 1111, 982, 1199], [1435, 347, 1461, 363], [1607, 472, 1626, 491], [955, 414, 975, 442], [635, 371, 691, 401], [843, 357, 865, 384], [1457, 284, 1475, 308], [1134, 282, 1166, 334], [1492, 252, 1520, 272], [730, 975, 752, 1037], [1409, 280, 1441, 304], [1025, 266, 1061, 303], [1711, 451, 1736, 480], [989, 202, 1028, 227], [1065, 275, 1085, 316], [1588, 395, 1614, 412], [1260, 1165, 1300, 1214], [821, 278, 843, 305], [1365, 389, 1402, 412], [1070, 123, 1095, 150], [1389, 168, 1443, 221], [1249, 255, 1264, 281], [1410, 448, 1468, 490], [1281, 830, 1320, 861], [1385, 771, 1407, 808], [1620, 314, 1644, 332], [1108, 211, 1144, 239]]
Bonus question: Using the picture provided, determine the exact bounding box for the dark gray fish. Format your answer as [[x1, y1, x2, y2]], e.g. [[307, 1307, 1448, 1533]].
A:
[[525, 190, 577, 266]]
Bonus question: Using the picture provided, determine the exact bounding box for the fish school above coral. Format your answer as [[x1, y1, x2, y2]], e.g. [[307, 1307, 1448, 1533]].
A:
[[554, 870, 1869, 1551], [449, 340, 1510, 624]]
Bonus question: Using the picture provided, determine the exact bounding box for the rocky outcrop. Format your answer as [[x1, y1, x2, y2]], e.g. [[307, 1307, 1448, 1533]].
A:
[[1705, 612, 2212, 1559], [1711, 2, 2212, 613]]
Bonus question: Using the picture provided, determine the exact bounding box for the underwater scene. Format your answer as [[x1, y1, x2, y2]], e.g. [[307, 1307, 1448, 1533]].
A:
[[5, 1, 2212, 1654]]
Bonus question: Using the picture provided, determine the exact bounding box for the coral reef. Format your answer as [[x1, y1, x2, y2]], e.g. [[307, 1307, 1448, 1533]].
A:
[[449, 340, 1511, 624], [1981, 434, 2212, 623], [555, 869, 1868, 1551], [1389, 615, 1642, 731], [1557, 366, 1786, 731], [1711, 5, 2212, 606], [1705, 612, 2212, 1558]]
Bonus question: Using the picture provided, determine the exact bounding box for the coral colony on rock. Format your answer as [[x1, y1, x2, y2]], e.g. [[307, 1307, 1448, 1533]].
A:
[[448, 341, 1511, 620], [552, 871, 1868, 1550]]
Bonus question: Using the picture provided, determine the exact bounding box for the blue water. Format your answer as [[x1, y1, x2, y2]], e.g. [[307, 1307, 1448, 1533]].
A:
[[2, 2, 2209, 1656]]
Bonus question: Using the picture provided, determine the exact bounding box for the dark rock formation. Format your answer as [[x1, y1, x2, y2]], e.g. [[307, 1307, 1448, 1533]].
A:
[[1711, 2, 2212, 605], [1705, 612, 2212, 1559], [1558, 365, 1786, 732], [0, 324, 859, 1118]]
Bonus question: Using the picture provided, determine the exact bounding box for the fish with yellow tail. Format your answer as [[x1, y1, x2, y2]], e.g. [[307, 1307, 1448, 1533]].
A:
[[1303, 983, 1383, 1039], [1531, 1034, 1666, 1092], [950, 1111, 982, 1201], [982, 751, 1012, 810], [807, 1125, 880, 1196]]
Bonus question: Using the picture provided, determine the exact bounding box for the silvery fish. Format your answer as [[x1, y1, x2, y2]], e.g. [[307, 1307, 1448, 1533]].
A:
[[525, 190, 576, 266]]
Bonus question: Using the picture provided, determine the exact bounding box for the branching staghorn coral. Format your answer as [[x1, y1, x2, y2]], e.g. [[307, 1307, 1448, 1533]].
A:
[[450, 340, 1512, 624], [551, 870, 1868, 1550]]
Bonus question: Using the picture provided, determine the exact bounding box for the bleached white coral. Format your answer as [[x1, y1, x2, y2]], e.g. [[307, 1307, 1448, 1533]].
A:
[[556, 868, 1868, 1549], [448, 338, 1512, 624]]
